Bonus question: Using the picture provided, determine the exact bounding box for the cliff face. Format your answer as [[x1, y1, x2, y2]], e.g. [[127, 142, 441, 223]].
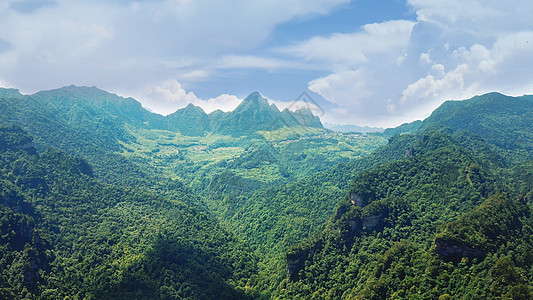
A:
[[434, 238, 483, 259], [286, 247, 313, 281], [349, 192, 364, 207]]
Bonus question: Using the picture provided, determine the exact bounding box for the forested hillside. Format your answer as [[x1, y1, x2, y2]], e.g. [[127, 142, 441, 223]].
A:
[[273, 94, 533, 299], [0, 125, 257, 299], [276, 131, 532, 299], [0, 86, 343, 187], [1, 88, 532, 299]]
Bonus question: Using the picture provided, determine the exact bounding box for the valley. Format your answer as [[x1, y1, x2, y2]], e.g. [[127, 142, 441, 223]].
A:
[[0, 87, 532, 299]]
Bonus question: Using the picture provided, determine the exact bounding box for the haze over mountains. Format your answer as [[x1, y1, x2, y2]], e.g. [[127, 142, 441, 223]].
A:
[[0, 86, 323, 137], [0, 86, 532, 299]]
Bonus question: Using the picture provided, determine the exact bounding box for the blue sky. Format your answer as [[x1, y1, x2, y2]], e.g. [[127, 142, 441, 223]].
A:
[[1, 0, 533, 127]]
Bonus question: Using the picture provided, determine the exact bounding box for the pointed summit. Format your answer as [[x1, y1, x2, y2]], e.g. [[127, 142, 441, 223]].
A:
[[212, 92, 323, 136], [244, 91, 263, 101], [233, 91, 274, 114], [214, 92, 281, 136], [166, 103, 210, 136]]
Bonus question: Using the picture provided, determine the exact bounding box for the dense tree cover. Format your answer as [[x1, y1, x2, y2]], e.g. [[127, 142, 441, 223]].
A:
[[275, 131, 532, 299], [418, 92, 533, 163], [213, 92, 322, 137], [166, 104, 211, 136], [0, 86, 160, 186], [1, 88, 532, 299], [382, 120, 422, 137], [0, 86, 374, 190], [0, 126, 257, 299]]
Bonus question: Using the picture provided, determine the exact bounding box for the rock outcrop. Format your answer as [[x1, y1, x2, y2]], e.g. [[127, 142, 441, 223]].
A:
[[286, 247, 313, 281], [434, 238, 483, 259]]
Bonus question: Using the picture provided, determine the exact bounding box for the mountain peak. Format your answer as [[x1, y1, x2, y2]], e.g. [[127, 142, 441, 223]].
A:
[[182, 103, 205, 113], [233, 91, 272, 114], [0, 87, 23, 99], [166, 103, 209, 136], [244, 91, 263, 101]]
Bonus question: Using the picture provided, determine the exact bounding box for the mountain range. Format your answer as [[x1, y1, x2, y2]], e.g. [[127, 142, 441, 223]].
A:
[[0, 86, 322, 138], [0, 86, 531, 299]]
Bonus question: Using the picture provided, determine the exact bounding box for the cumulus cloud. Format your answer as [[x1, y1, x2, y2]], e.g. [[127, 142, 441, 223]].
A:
[[140, 80, 242, 115], [400, 64, 467, 105], [308, 69, 373, 107], [0, 0, 349, 92], [0, 78, 15, 89], [1, 0, 533, 127], [408, 0, 499, 25], [217, 55, 291, 70], [282, 20, 418, 126], [419, 52, 432, 64], [296, 1, 533, 127], [139, 79, 325, 117], [399, 31, 533, 108], [281, 20, 416, 67]]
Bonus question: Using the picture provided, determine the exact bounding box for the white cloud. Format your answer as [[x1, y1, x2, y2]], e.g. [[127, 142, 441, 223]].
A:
[[178, 70, 210, 81], [202, 94, 243, 113], [396, 53, 408, 66], [419, 52, 432, 64], [2, 0, 533, 128], [0, 0, 349, 91], [301, 1, 533, 127], [139, 79, 325, 116], [400, 64, 467, 105], [431, 64, 445, 76], [217, 55, 290, 70], [308, 69, 373, 107], [0, 78, 15, 89], [408, 0, 499, 25], [282, 20, 416, 67], [139, 80, 242, 115]]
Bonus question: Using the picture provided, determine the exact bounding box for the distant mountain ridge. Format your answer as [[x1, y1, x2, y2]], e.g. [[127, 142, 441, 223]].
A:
[[324, 123, 384, 133], [213, 92, 322, 136], [0, 86, 323, 138], [419, 92, 533, 155], [1, 84, 532, 299], [382, 92, 533, 161]]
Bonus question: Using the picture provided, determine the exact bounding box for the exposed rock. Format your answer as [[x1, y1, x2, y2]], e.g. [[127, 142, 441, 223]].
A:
[[338, 217, 362, 240], [350, 193, 363, 207], [434, 238, 483, 259], [22, 246, 42, 290], [405, 147, 415, 157], [286, 249, 311, 281], [362, 214, 383, 229]]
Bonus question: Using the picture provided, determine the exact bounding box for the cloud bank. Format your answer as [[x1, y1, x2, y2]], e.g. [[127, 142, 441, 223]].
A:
[[1, 0, 533, 127]]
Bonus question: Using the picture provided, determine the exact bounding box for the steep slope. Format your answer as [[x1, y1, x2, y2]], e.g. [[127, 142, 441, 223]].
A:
[[280, 108, 323, 129], [165, 103, 211, 136], [0, 87, 328, 186], [384, 92, 533, 156], [419, 92, 533, 162], [259, 92, 533, 298], [0, 88, 23, 99], [203, 131, 434, 296], [213, 92, 323, 136], [0, 86, 163, 185], [213, 92, 281, 136], [208, 109, 226, 128], [276, 131, 532, 299], [0, 125, 257, 299]]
